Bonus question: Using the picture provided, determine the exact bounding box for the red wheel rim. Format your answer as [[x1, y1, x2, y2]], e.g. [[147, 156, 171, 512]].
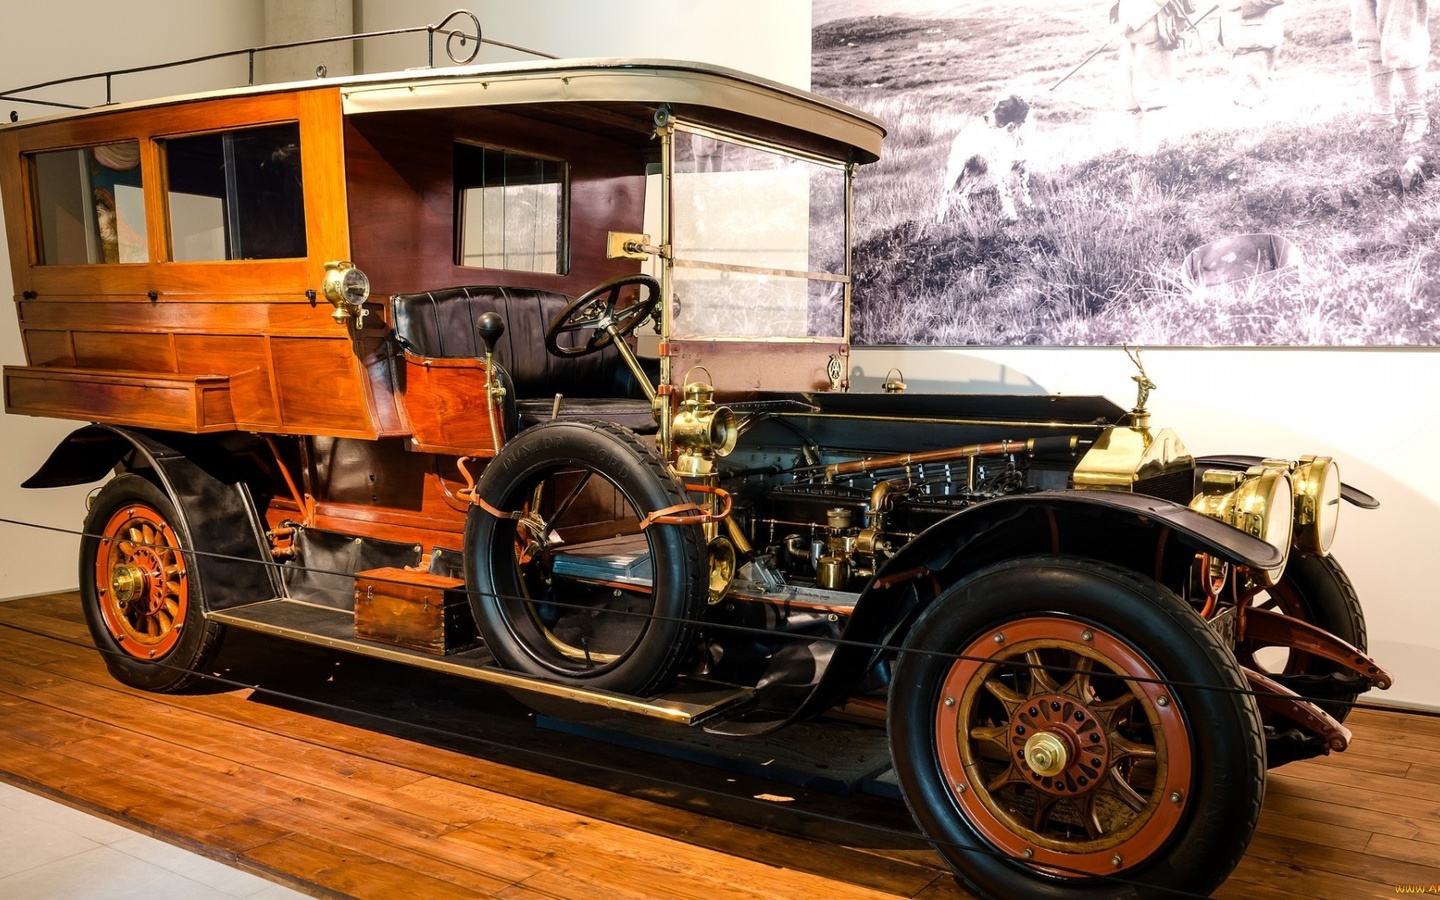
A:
[[934, 617, 1193, 877], [94, 503, 189, 659]]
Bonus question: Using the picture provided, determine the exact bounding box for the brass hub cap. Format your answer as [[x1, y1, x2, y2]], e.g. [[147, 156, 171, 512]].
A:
[[94, 504, 188, 659], [110, 562, 147, 607], [934, 617, 1193, 877]]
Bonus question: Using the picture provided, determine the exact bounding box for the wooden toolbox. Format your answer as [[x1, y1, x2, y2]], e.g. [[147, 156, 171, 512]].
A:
[[354, 568, 478, 656]]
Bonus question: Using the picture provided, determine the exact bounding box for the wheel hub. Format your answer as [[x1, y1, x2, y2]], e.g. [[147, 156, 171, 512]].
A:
[[933, 617, 1193, 877], [110, 562, 147, 607], [1012, 692, 1110, 795]]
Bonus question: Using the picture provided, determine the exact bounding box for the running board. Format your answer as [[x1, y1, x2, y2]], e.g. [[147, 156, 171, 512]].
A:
[[207, 599, 753, 726]]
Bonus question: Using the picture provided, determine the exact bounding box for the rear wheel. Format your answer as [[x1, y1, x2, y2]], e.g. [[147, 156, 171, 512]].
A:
[[889, 556, 1265, 899], [79, 474, 224, 692], [464, 420, 707, 695]]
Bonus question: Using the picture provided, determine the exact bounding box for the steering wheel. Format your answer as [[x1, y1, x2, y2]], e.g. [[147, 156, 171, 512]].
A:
[[545, 274, 661, 358]]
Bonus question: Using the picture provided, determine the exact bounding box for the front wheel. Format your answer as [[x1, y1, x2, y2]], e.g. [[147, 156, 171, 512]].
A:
[[79, 474, 225, 692], [889, 556, 1265, 899]]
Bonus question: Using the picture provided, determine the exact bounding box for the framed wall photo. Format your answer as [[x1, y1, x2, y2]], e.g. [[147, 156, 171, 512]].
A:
[[815, 0, 1440, 346]]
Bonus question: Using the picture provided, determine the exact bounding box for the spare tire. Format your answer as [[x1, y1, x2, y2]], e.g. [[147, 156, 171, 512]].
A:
[[463, 420, 707, 695]]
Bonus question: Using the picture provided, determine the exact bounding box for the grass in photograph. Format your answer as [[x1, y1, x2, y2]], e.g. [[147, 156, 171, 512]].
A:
[[815, 0, 1440, 345]]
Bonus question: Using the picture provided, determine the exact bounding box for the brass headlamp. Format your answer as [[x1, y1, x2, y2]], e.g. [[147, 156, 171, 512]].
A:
[[322, 260, 371, 327], [1290, 455, 1341, 556], [1190, 465, 1294, 586], [671, 369, 738, 603], [672, 372, 737, 476]]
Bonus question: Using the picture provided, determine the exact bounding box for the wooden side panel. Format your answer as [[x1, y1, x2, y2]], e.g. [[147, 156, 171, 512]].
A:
[[2, 88, 400, 440], [297, 89, 355, 270], [3, 366, 233, 432], [175, 334, 279, 426], [271, 337, 375, 435], [397, 354, 499, 456], [72, 331, 175, 371], [0, 129, 29, 297], [21, 330, 74, 367], [19, 297, 345, 334]]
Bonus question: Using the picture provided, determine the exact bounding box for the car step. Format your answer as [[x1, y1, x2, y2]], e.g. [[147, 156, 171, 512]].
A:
[[207, 598, 753, 725]]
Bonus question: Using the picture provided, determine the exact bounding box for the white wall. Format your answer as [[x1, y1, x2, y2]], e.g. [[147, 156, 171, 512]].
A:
[[3, 2, 1433, 711], [354, 0, 811, 87], [0, 0, 264, 600]]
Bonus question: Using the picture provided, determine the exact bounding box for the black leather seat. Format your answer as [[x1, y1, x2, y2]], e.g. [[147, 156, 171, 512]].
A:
[[390, 286, 657, 433]]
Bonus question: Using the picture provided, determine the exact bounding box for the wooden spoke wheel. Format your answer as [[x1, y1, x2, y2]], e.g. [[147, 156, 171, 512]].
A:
[[936, 617, 1191, 876], [889, 556, 1265, 899], [79, 474, 224, 693], [94, 502, 189, 659]]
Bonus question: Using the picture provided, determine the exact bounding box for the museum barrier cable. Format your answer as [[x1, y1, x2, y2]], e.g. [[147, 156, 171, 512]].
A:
[[3, 512, 1421, 895], [0, 583, 1222, 898], [0, 514, 1406, 721]]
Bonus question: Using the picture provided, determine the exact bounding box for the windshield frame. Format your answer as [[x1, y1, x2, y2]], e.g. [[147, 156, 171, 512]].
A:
[[657, 118, 854, 351]]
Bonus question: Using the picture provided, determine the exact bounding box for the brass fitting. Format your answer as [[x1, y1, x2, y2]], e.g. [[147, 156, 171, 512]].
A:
[[672, 375, 736, 477]]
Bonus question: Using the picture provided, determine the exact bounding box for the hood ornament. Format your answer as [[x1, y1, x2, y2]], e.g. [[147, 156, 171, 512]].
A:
[[1124, 345, 1155, 427]]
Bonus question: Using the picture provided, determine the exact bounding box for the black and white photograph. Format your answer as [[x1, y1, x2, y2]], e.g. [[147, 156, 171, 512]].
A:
[[815, 0, 1440, 345]]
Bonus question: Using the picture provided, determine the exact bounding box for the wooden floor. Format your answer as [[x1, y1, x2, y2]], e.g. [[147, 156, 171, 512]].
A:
[[0, 591, 1437, 899]]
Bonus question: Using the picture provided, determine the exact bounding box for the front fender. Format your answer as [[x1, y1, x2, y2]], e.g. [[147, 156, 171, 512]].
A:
[[876, 489, 1284, 583], [708, 491, 1278, 736], [22, 425, 281, 608]]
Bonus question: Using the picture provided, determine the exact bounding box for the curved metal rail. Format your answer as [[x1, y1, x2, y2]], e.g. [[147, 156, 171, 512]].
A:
[[1, 9, 556, 117]]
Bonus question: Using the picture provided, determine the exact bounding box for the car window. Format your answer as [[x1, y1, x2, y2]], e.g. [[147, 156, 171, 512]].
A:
[[164, 122, 305, 261], [30, 141, 148, 265], [455, 143, 567, 274]]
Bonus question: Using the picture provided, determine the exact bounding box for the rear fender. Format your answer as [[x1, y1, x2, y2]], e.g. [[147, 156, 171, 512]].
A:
[[23, 425, 281, 608]]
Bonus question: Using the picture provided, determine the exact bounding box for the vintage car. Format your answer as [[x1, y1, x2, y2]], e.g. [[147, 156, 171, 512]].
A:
[[0, 14, 1391, 899]]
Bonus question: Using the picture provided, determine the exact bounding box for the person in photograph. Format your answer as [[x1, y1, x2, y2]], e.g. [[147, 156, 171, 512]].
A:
[[1113, 0, 1196, 150], [1221, 0, 1286, 107], [1351, 0, 1431, 142]]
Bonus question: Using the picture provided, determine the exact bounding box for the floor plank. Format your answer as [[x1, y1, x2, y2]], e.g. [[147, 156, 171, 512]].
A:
[[1, 592, 1438, 899]]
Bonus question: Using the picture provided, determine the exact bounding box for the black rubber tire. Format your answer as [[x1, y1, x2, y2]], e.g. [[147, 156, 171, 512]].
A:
[[464, 420, 707, 695], [78, 474, 225, 693], [889, 555, 1265, 900], [1241, 551, 1368, 724]]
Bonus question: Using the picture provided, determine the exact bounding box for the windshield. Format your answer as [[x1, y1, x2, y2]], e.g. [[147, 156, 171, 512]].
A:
[[666, 125, 849, 341]]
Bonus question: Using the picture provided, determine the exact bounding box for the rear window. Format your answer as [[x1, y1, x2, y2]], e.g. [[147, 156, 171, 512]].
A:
[[455, 143, 567, 274], [30, 141, 148, 265], [164, 122, 305, 261]]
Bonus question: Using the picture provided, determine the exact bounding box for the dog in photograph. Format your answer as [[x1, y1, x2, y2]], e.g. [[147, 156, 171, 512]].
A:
[[935, 94, 1033, 224]]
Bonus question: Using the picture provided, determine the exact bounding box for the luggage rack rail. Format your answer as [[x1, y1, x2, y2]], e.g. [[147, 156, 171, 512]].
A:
[[1, 8, 556, 116]]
